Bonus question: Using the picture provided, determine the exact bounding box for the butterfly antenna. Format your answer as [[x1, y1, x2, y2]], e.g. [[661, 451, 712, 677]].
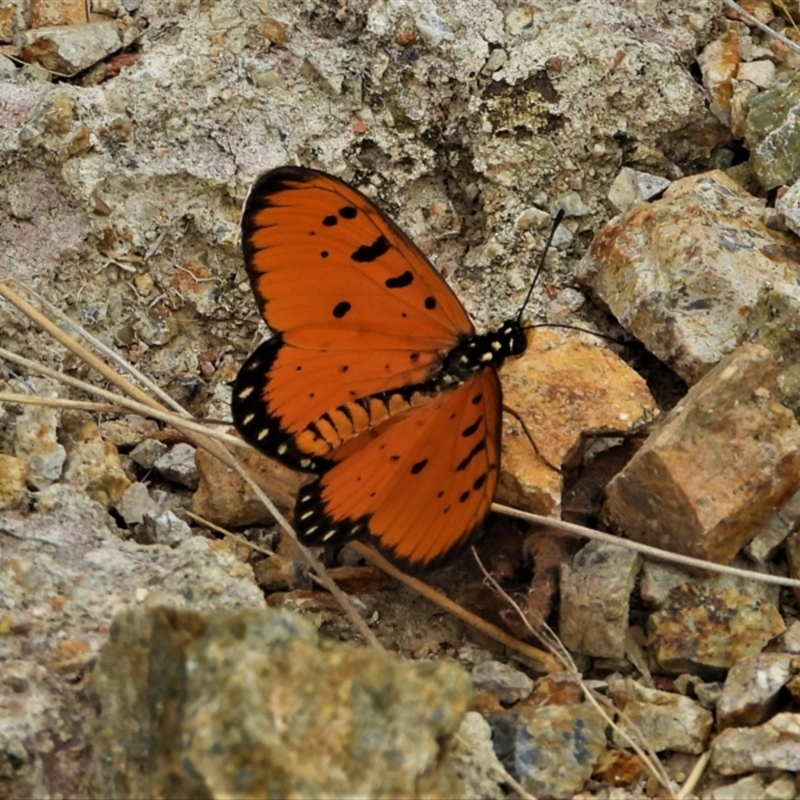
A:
[[516, 209, 565, 325], [525, 321, 631, 345]]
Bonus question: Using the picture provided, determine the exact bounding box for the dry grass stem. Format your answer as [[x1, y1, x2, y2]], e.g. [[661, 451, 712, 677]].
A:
[[494, 504, 800, 589], [0, 281, 382, 649]]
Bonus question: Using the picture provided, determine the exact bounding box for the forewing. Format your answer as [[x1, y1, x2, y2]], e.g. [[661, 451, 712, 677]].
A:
[[242, 167, 474, 348]]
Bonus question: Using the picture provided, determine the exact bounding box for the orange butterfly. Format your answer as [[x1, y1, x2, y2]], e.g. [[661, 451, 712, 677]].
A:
[[232, 167, 529, 570]]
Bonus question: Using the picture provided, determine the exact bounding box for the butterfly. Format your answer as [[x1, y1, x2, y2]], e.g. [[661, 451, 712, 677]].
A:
[[232, 166, 530, 571]]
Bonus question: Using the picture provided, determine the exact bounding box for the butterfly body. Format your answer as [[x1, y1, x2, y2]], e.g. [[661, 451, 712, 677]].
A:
[[232, 166, 528, 569]]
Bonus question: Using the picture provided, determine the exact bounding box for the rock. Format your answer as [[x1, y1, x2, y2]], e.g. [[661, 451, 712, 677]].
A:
[[416, 10, 455, 47], [744, 488, 800, 564], [528, 672, 585, 707], [607, 676, 713, 754], [116, 481, 158, 526], [28, 0, 88, 28], [137, 509, 192, 546], [513, 205, 549, 230], [0, 55, 16, 76], [788, 672, 800, 706], [716, 653, 799, 729], [592, 749, 647, 789], [710, 712, 800, 775], [0, 454, 28, 510], [251, 551, 309, 592], [776, 178, 800, 239], [153, 442, 198, 490], [730, 76, 760, 139], [0, 5, 14, 41], [639, 556, 780, 610], [448, 712, 506, 800], [99, 416, 160, 450], [784, 620, 800, 655], [697, 30, 740, 125], [605, 345, 800, 565], [474, 1, 708, 208], [192, 444, 301, 528], [471, 660, 533, 705], [14, 401, 66, 490], [0, 485, 265, 800], [128, 437, 167, 470], [704, 774, 775, 800], [607, 167, 670, 212], [745, 281, 800, 418], [736, 58, 775, 89], [648, 583, 785, 678], [504, 7, 532, 38], [60, 416, 131, 509], [553, 190, 592, 217], [577, 170, 800, 384], [91, 607, 471, 798], [559, 541, 641, 659], [22, 22, 123, 77], [498, 329, 657, 517], [745, 71, 800, 190], [488, 703, 607, 798], [786, 528, 800, 605], [673, 674, 722, 710]]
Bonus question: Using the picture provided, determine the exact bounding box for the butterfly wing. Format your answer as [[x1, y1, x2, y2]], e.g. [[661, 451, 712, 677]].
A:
[[234, 167, 475, 469], [294, 369, 502, 570], [234, 335, 440, 470], [242, 166, 472, 344]]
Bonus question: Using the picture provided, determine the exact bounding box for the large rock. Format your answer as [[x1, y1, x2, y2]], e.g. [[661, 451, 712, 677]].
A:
[[91, 607, 472, 799]]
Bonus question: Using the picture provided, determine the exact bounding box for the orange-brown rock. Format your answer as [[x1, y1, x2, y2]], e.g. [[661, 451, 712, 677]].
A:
[[605, 344, 800, 564]]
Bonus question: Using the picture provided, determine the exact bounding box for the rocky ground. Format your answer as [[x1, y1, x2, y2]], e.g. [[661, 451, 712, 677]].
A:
[[3, 0, 800, 798]]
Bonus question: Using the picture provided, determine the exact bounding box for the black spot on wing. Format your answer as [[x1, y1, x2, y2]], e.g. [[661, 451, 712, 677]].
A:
[[322, 215, 337, 227], [339, 205, 357, 219], [385, 271, 413, 289], [320, 250, 329, 258], [352, 235, 390, 263], [410, 458, 428, 475], [333, 301, 351, 318], [424, 296, 436, 310], [456, 440, 486, 472], [459, 490, 470, 503], [462, 417, 482, 437], [473, 473, 487, 491], [471, 393, 483, 405]]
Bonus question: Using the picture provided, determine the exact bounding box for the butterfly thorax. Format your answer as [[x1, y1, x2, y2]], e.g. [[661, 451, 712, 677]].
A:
[[435, 318, 527, 389]]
